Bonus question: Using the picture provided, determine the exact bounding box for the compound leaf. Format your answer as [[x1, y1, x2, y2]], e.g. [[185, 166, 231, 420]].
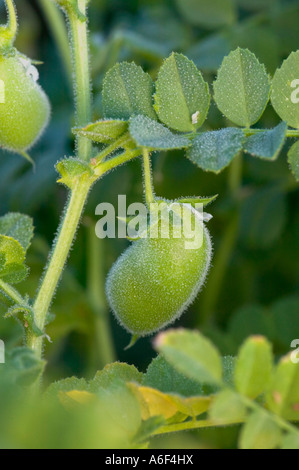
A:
[[73, 120, 128, 144], [0, 235, 28, 284], [266, 354, 299, 421], [155, 329, 223, 386], [214, 48, 270, 127], [239, 410, 282, 449], [244, 122, 287, 160], [103, 62, 156, 121], [234, 336, 273, 399], [271, 51, 299, 129], [187, 128, 244, 173], [129, 115, 190, 150], [0, 213, 34, 253], [154, 53, 210, 132]]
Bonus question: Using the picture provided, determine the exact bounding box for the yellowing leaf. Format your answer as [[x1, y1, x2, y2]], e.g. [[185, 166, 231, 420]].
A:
[[65, 390, 98, 405], [130, 383, 211, 421], [131, 385, 179, 420]]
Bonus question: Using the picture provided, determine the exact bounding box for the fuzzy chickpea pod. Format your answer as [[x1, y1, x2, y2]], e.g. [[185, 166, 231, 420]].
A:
[[0, 0, 50, 158], [106, 202, 212, 337]]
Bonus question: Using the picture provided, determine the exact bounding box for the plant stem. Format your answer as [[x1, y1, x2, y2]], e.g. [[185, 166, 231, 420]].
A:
[[87, 224, 116, 370], [96, 148, 142, 176], [240, 396, 299, 436], [67, 0, 92, 161], [28, 145, 141, 365], [93, 133, 133, 165], [0, 0, 18, 51], [29, 178, 91, 359], [228, 153, 243, 196], [243, 128, 299, 138], [38, 0, 72, 87], [153, 418, 242, 435], [27, 0, 94, 368], [153, 394, 299, 437], [5, 0, 17, 36], [142, 148, 155, 205], [0, 279, 24, 305]]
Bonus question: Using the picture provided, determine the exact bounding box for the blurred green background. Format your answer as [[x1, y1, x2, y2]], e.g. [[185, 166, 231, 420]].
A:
[[0, 0, 298, 449]]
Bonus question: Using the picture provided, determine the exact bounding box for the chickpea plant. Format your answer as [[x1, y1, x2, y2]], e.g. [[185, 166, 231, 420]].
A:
[[0, 0, 298, 449]]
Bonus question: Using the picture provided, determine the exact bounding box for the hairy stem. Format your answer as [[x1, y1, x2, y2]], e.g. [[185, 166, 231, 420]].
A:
[[27, 0, 94, 374], [29, 178, 91, 357], [93, 133, 133, 165], [142, 148, 155, 205], [96, 149, 142, 176], [0, 278, 25, 305], [153, 418, 242, 435], [0, 0, 18, 51], [243, 128, 299, 138], [67, 0, 92, 161]]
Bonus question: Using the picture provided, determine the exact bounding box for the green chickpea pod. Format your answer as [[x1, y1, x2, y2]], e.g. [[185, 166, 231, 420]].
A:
[[106, 202, 212, 337], [0, 0, 50, 156]]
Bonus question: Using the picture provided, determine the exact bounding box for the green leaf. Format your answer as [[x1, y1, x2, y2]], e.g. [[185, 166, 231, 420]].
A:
[[142, 355, 204, 397], [5, 305, 43, 337], [176, 0, 236, 29], [175, 194, 218, 207], [45, 377, 89, 400], [73, 120, 128, 144], [154, 329, 223, 386], [223, 356, 237, 387], [271, 51, 299, 129], [234, 336, 273, 399], [281, 432, 299, 450], [187, 128, 244, 173], [95, 381, 142, 438], [129, 115, 190, 150], [239, 410, 282, 449], [0, 213, 34, 253], [266, 354, 299, 421], [288, 140, 299, 181], [6, 347, 45, 387], [89, 363, 142, 393], [0, 235, 28, 284], [209, 390, 247, 424], [102, 62, 156, 121], [214, 48, 270, 127], [0, 263, 29, 284], [244, 122, 287, 161], [133, 416, 165, 445], [56, 158, 94, 190], [154, 53, 210, 132], [130, 382, 211, 421]]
